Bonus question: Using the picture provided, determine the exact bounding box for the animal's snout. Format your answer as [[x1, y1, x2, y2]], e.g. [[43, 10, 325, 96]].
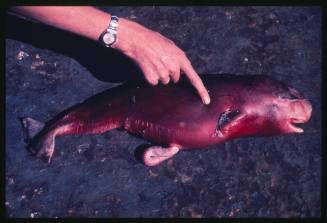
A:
[[291, 99, 312, 123]]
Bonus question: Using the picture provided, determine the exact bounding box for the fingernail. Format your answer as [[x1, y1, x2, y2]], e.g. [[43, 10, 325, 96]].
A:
[[204, 96, 210, 105]]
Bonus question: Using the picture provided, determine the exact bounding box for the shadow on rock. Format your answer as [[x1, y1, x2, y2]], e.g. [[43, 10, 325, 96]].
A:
[[5, 14, 144, 84], [134, 144, 153, 165]]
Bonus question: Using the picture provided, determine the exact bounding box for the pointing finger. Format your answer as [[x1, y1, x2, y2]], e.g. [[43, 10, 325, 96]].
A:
[[181, 60, 211, 104]]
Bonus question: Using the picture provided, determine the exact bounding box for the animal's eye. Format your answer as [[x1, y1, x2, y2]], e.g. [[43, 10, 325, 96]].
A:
[[217, 110, 240, 130], [279, 87, 301, 100], [279, 93, 298, 100], [289, 94, 298, 100]]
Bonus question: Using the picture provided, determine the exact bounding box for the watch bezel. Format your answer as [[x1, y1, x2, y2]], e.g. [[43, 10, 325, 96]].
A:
[[101, 30, 116, 47]]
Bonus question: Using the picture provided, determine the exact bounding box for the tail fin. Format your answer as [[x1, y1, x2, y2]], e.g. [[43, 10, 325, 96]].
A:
[[21, 117, 56, 163]]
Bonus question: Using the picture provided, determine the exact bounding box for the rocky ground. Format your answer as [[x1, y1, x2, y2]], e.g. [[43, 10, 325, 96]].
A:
[[5, 6, 321, 218]]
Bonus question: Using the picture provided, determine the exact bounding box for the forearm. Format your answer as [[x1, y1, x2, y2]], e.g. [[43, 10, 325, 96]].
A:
[[10, 6, 111, 41]]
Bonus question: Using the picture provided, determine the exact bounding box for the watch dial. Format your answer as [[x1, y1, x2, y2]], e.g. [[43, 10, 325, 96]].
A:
[[103, 33, 115, 45]]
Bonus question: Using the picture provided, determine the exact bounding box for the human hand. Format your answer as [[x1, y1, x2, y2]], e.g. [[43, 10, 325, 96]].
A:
[[113, 18, 211, 105]]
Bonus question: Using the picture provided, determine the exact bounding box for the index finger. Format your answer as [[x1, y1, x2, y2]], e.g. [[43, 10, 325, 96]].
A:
[[181, 60, 211, 105]]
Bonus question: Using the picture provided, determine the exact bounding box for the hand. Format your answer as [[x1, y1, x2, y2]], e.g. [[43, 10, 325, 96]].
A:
[[113, 18, 211, 105]]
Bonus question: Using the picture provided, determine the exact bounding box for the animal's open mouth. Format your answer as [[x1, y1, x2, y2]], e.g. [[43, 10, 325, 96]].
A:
[[288, 118, 307, 133]]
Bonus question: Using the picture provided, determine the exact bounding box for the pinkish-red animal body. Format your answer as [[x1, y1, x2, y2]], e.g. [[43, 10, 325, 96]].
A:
[[23, 74, 312, 166]]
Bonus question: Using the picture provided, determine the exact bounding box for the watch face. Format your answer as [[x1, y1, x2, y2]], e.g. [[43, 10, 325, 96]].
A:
[[103, 32, 115, 45]]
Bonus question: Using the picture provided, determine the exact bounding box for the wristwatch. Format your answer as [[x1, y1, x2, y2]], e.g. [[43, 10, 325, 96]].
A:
[[99, 15, 119, 47]]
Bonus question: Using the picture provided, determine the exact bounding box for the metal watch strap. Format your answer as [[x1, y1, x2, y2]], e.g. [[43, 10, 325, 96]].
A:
[[108, 16, 119, 32]]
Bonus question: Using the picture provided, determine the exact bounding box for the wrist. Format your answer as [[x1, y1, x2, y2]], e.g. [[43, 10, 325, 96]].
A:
[[111, 18, 136, 52]]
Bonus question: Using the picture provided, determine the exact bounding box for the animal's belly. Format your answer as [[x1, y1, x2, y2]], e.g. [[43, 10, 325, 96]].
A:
[[123, 116, 215, 148]]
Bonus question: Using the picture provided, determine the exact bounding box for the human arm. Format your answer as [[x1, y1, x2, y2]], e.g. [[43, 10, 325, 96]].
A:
[[11, 6, 211, 104]]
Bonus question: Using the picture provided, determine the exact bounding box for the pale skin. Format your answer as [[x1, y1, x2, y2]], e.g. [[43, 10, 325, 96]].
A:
[[11, 6, 211, 105]]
